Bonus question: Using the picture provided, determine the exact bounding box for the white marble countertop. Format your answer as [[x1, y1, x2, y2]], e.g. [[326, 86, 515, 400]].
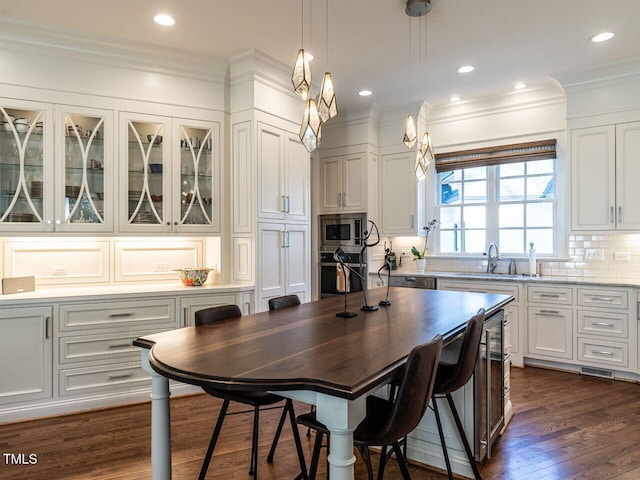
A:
[[0, 282, 255, 305], [380, 269, 640, 288]]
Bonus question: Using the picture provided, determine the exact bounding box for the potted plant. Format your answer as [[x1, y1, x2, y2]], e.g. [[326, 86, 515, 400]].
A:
[[411, 219, 439, 271]]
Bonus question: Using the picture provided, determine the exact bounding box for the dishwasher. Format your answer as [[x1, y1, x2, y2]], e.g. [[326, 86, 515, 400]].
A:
[[388, 275, 436, 289]]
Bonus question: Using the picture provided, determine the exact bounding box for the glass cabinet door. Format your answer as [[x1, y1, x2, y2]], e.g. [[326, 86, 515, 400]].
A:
[[56, 107, 113, 231], [0, 104, 52, 230], [120, 114, 169, 231], [175, 121, 219, 230]]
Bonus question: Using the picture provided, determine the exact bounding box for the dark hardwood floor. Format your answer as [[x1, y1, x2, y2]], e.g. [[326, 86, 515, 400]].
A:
[[1, 366, 639, 480]]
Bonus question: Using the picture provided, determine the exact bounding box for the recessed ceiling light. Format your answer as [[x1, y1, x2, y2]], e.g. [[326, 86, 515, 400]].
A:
[[514, 83, 527, 90], [449, 95, 461, 102], [358, 90, 373, 97], [154, 14, 175, 26], [590, 32, 614, 43], [457, 65, 475, 74]]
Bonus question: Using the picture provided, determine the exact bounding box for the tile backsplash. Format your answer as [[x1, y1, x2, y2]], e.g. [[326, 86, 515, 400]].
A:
[[388, 233, 640, 279]]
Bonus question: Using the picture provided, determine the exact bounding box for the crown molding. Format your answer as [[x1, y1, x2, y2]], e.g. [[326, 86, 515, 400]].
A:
[[0, 18, 228, 84], [552, 57, 640, 90]]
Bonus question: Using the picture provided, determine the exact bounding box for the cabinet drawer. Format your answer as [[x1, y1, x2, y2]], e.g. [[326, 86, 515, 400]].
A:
[[59, 299, 176, 331], [58, 362, 150, 397], [577, 310, 628, 338], [58, 327, 175, 365], [438, 281, 519, 302], [577, 288, 628, 309], [527, 285, 572, 304], [577, 338, 628, 368]]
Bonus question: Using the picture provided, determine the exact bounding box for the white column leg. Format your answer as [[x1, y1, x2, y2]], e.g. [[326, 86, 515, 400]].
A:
[[315, 393, 367, 480], [141, 349, 172, 480]]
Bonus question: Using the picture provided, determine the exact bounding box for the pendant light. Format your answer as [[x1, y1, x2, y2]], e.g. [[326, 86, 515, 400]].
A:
[[415, 150, 427, 182], [292, 0, 311, 100], [317, 0, 338, 123], [300, 98, 322, 152], [403, 13, 417, 149]]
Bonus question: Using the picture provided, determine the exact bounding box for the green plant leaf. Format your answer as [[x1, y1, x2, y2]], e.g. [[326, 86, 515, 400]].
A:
[[411, 246, 421, 258]]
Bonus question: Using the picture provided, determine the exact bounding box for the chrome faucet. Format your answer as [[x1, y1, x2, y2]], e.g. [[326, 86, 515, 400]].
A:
[[486, 243, 500, 273]]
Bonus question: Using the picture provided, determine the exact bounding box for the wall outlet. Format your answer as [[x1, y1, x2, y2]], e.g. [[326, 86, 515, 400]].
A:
[[153, 262, 169, 272], [585, 248, 604, 260], [51, 265, 67, 275], [614, 251, 631, 261]]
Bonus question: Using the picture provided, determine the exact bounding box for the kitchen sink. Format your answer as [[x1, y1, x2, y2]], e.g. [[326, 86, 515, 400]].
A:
[[448, 272, 524, 280]]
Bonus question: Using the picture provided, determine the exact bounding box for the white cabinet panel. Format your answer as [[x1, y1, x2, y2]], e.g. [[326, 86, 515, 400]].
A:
[[381, 151, 417, 235], [257, 125, 285, 219], [285, 135, 310, 221], [319, 153, 365, 213], [527, 306, 573, 360], [0, 306, 52, 405], [615, 121, 640, 230], [577, 338, 628, 368], [257, 223, 286, 302]]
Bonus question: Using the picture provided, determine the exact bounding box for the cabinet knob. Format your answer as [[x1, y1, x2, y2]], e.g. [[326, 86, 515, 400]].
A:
[[174, 221, 178, 226], [166, 222, 171, 226]]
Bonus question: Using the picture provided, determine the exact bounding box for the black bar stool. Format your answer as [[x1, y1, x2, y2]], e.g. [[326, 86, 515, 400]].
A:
[[431, 308, 485, 480], [296, 335, 443, 480], [194, 304, 307, 480]]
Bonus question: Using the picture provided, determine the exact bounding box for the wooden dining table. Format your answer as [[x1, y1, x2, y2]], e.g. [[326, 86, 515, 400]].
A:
[[135, 286, 513, 480]]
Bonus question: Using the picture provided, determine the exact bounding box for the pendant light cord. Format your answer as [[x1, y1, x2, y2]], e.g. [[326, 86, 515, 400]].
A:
[[326, 0, 329, 70]]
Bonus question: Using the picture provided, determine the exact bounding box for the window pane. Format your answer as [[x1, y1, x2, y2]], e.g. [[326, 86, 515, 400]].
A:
[[440, 170, 462, 183], [500, 177, 525, 201], [440, 206, 461, 229], [499, 203, 524, 228], [499, 163, 525, 177], [463, 205, 486, 228], [527, 202, 553, 227], [527, 175, 553, 199], [527, 229, 553, 254], [441, 182, 461, 204], [464, 230, 486, 253], [499, 229, 524, 254], [440, 230, 460, 253], [464, 180, 486, 202], [527, 159, 554, 175], [464, 167, 486, 180]]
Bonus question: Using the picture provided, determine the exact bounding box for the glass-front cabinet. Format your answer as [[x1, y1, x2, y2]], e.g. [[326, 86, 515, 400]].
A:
[[0, 100, 54, 231], [119, 112, 220, 233], [55, 105, 114, 232]]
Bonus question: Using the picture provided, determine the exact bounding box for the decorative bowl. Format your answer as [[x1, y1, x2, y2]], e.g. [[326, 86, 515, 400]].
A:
[[175, 268, 212, 287], [147, 134, 163, 145]]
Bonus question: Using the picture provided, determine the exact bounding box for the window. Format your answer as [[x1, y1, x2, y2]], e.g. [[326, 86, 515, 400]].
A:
[[436, 140, 556, 256]]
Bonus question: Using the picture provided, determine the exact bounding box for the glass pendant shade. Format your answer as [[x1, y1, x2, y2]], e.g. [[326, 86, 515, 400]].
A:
[[403, 114, 417, 148], [318, 72, 338, 123], [419, 132, 435, 166], [414, 150, 427, 181], [299, 98, 322, 152], [292, 49, 312, 100]]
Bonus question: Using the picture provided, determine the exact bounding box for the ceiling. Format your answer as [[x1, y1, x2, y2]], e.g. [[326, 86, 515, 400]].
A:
[[1, 0, 640, 113]]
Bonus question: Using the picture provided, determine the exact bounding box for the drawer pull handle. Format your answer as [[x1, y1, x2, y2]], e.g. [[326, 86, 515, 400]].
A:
[[593, 322, 614, 327], [108, 343, 132, 349], [470, 290, 487, 294], [539, 293, 560, 298], [591, 296, 613, 302], [540, 309, 561, 315], [109, 313, 134, 318], [593, 350, 614, 356], [108, 373, 134, 380]]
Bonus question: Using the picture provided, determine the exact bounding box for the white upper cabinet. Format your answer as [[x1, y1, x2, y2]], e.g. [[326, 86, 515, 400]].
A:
[[0, 99, 54, 232], [257, 122, 309, 223], [380, 151, 417, 235], [572, 121, 640, 231], [55, 105, 114, 232], [319, 153, 366, 213], [119, 112, 220, 233]]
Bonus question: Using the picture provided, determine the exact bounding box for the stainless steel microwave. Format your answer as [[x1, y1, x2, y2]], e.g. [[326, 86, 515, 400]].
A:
[[319, 214, 366, 248]]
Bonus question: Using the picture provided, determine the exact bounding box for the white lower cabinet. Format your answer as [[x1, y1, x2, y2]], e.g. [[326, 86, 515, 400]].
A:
[[257, 222, 310, 312], [527, 306, 573, 360], [0, 287, 253, 422], [0, 306, 53, 406]]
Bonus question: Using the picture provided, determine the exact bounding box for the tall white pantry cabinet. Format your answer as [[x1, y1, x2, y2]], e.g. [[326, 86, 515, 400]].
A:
[[230, 53, 311, 312]]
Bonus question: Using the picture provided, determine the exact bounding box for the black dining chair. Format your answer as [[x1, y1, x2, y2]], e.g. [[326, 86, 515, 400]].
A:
[[194, 304, 307, 480], [296, 334, 443, 480], [268, 294, 301, 311], [431, 308, 485, 480]]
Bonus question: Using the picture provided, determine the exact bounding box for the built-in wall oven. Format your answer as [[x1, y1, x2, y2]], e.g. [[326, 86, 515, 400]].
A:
[[318, 214, 367, 298]]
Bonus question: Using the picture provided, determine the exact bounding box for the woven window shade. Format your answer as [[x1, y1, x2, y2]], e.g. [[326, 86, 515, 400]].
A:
[[434, 139, 557, 173]]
